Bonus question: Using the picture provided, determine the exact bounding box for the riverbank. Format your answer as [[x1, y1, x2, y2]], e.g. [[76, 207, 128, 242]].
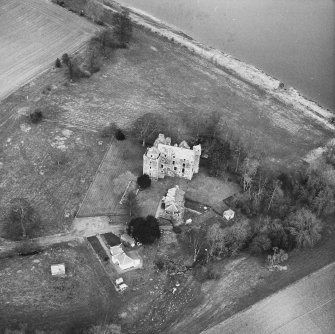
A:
[[103, 0, 334, 129]]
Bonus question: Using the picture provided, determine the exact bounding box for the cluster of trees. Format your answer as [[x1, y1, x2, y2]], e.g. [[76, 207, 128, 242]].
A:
[[180, 218, 251, 265], [127, 215, 161, 244], [55, 6, 132, 81]]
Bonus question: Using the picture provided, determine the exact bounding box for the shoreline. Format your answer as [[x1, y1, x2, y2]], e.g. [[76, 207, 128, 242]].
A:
[[103, 0, 334, 130]]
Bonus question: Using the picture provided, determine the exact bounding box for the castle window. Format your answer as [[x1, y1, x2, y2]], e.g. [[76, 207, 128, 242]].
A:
[[174, 167, 177, 171], [182, 168, 185, 173], [183, 163, 186, 167], [172, 160, 175, 164], [161, 164, 164, 168]]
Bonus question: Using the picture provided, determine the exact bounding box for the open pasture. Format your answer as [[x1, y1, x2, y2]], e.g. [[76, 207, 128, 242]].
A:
[[0, 0, 98, 102], [0, 241, 120, 332]]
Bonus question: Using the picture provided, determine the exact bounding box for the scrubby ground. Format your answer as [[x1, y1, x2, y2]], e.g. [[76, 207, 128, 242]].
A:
[[0, 241, 120, 332]]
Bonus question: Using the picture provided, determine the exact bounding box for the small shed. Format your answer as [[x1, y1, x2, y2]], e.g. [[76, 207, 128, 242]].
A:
[[51, 263, 65, 277], [223, 209, 235, 221], [115, 277, 124, 285]]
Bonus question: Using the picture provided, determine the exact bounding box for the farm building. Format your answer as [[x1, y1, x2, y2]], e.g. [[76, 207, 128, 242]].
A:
[[160, 185, 185, 225], [143, 134, 201, 180], [110, 244, 140, 271], [50, 263, 66, 277]]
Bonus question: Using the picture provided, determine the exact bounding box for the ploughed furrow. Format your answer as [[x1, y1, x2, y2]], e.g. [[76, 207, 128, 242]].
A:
[[0, 0, 98, 102]]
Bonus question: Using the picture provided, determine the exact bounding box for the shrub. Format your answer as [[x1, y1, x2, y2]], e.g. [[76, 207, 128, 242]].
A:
[[87, 51, 101, 74], [192, 264, 208, 283], [206, 263, 222, 280], [61, 53, 70, 66], [137, 174, 151, 190], [266, 247, 288, 268], [29, 109, 43, 124], [68, 60, 86, 81], [115, 129, 126, 140], [155, 259, 165, 271], [249, 234, 272, 255], [55, 58, 61, 68], [173, 226, 182, 234], [287, 208, 323, 248], [101, 123, 117, 138], [15, 240, 42, 256]]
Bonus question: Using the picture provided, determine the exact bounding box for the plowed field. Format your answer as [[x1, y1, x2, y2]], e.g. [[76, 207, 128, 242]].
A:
[[0, 0, 98, 102]]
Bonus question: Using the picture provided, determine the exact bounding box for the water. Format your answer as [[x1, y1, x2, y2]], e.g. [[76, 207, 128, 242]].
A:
[[118, 0, 335, 112]]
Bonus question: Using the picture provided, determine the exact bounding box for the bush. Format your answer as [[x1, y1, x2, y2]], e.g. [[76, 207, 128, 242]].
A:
[[173, 226, 182, 234], [15, 240, 42, 256], [55, 58, 61, 68], [101, 123, 117, 138], [115, 129, 126, 140], [29, 109, 43, 124], [249, 234, 272, 255], [155, 258, 165, 271], [61, 53, 70, 66], [192, 264, 208, 283], [68, 59, 87, 81], [206, 263, 222, 280], [137, 174, 151, 190]]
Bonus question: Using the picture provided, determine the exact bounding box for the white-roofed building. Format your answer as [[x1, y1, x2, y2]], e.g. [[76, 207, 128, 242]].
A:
[[143, 134, 201, 180], [223, 209, 235, 221], [110, 244, 141, 271], [51, 263, 66, 277]]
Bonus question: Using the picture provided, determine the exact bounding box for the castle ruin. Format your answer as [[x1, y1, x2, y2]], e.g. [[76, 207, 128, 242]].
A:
[[143, 134, 201, 180]]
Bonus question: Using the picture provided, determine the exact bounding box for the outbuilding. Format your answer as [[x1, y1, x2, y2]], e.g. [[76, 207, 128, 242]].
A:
[[51, 263, 66, 277], [223, 209, 235, 221]]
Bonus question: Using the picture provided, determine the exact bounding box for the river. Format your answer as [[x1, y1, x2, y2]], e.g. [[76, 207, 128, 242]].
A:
[[117, 0, 335, 112]]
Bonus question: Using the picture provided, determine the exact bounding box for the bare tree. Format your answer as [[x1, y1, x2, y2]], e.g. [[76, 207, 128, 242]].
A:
[[123, 191, 139, 217], [5, 198, 39, 240], [180, 226, 205, 263], [132, 113, 166, 146], [287, 208, 323, 248]]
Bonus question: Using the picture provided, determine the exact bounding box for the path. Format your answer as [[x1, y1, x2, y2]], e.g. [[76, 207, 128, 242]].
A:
[[0, 216, 123, 255], [202, 262, 335, 334]]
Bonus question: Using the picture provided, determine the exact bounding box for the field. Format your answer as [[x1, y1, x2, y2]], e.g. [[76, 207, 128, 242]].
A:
[[0, 241, 120, 332], [0, 0, 98, 102]]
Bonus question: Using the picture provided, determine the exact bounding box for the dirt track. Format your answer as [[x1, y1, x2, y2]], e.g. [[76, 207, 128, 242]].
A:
[[0, 0, 98, 102]]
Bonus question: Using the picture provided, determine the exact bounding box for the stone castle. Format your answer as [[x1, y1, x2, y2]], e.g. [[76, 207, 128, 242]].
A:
[[143, 134, 201, 180]]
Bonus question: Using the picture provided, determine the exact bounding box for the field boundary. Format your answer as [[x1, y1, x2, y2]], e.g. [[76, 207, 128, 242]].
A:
[[201, 261, 335, 333]]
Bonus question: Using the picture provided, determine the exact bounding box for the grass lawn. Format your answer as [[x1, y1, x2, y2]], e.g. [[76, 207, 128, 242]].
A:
[[77, 139, 144, 217], [0, 241, 120, 332]]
